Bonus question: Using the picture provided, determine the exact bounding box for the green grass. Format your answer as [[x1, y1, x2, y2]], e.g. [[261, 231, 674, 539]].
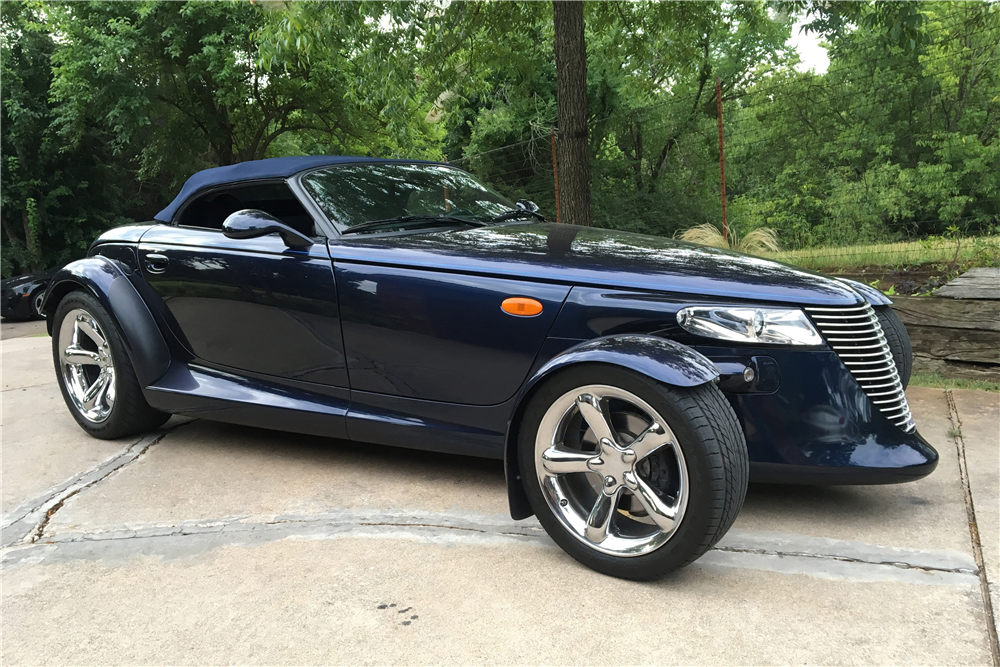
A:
[[909, 373, 1000, 392], [761, 236, 1000, 272]]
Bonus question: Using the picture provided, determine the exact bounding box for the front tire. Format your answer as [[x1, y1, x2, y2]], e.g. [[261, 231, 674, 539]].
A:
[[518, 364, 748, 580], [52, 290, 170, 439], [874, 306, 912, 389]]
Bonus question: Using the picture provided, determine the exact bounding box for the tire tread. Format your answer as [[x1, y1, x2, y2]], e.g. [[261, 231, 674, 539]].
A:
[[874, 306, 913, 389]]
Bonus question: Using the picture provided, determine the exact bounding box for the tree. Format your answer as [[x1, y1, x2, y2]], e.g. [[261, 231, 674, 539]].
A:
[[728, 1, 999, 246], [426, 1, 792, 235], [2, 1, 444, 275], [552, 1, 591, 226], [1, 1, 129, 276], [48, 2, 440, 182]]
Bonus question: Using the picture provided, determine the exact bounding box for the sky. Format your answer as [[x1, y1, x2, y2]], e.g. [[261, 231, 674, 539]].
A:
[[788, 18, 830, 74]]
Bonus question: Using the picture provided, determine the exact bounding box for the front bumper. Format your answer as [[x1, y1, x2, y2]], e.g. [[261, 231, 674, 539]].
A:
[[697, 346, 938, 485], [1, 290, 33, 320]]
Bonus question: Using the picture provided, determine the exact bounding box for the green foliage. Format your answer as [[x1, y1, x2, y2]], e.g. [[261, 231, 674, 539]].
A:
[[762, 235, 1000, 272], [909, 373, 1000, 393], [1, 1, 132, 276], [1, 0, 442, 276], [433, 1, 795, 236], [729, 1, 999, 248]]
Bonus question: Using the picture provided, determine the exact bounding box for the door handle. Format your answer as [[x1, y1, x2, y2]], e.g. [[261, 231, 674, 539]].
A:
[[144, 253, 169, 274]]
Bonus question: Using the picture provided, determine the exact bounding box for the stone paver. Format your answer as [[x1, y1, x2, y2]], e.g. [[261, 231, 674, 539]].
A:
[[1, 538, 991, 666], [1, 337, 144, 515]]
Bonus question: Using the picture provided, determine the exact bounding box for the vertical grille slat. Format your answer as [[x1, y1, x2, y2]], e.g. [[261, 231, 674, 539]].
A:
[[806, 304, 916, 432]]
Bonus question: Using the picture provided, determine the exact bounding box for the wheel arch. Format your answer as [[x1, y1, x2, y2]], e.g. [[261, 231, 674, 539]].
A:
[[503, 334, 721, 520], [44, 257, 171, 387]]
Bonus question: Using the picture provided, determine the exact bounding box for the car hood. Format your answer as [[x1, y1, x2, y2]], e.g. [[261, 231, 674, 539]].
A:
[[327, 223, 862, 306], [1, 269, 56, 290]]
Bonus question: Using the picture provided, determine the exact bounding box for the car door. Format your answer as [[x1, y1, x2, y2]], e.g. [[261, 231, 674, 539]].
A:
[[333, 260, 570, 406], [138, 225, 349, 387]]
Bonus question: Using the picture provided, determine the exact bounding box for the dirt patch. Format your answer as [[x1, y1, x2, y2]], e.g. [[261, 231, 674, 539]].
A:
[[835, 264, 951, 296]]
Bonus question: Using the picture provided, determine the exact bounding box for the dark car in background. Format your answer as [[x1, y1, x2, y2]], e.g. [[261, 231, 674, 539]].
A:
[[41, 155, 935, 580], [2, 270, 56, 321]]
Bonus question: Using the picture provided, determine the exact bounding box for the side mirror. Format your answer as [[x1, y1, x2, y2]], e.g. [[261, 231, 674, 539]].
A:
[[222, 209, 313, 249], [516, 199, 540, 214]]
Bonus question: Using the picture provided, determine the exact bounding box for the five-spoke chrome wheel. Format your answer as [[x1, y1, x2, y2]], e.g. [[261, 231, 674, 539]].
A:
[[534, 384, 689, 557], [32, 290, 45, 319], [57, 308, 117, 423]]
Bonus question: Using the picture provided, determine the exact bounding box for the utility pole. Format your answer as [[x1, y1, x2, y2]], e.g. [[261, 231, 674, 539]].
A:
[[716, 77, 728, 243]]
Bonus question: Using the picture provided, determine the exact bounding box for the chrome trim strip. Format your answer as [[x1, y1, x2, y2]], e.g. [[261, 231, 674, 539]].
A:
[[830, 342, 891, 350], [816, 326, 882, 333], [809, 314, 879, 321], [836, 350, 892, 358], [843, 359, 895, 367], [826, 336, 885, 343], [866, 388, 907, 397], [804, 305, 872, 312], [856, 379, 902, 388]]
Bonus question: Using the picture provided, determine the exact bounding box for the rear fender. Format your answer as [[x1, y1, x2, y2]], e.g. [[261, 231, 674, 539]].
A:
[[503, 334, 720, 520], [43, 257, 171, 386]]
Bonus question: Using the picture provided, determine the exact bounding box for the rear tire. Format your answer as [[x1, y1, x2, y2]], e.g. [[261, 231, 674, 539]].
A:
[[874, 306, 912, 389], [518, 364, 748, 580], [52, 290, 170, 439]]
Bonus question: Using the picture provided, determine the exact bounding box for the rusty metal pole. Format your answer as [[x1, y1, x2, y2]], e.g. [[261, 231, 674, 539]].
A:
[[551, 127, 562, 224], [716, 77, 728, 243]]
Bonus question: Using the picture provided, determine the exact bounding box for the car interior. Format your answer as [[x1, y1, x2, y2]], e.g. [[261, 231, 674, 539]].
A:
[[176, 182, 318, 237]]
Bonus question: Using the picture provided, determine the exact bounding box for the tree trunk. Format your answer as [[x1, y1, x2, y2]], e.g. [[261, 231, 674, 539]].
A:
[[552, 0, 591, 226], [21, 207, 41, 272]]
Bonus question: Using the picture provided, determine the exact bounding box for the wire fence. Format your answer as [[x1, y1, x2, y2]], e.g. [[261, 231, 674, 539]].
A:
[[447, 20, 1000, 269]]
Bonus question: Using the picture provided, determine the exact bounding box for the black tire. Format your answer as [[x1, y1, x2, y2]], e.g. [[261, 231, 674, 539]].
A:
[[52, 290, 170, 439], [874, 306, 912, 389], [518, 364, 748, 580]]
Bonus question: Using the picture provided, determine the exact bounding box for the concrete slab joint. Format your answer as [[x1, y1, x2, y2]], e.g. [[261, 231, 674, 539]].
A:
[[1, 423, 184, 549], [948, 388, 1000, 666]]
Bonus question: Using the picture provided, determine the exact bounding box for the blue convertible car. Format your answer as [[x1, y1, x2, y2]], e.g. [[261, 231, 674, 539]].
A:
[[44, 156, 936, 579]]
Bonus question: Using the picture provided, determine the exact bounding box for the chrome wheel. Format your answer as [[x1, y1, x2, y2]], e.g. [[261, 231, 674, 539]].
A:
[[32, 290, 45, 318], [534, 384, 689, 557], [57, 308, 116, 423]]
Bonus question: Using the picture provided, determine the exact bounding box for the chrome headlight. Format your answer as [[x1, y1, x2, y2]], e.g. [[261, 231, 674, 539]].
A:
[[676, 306, 823, 346]]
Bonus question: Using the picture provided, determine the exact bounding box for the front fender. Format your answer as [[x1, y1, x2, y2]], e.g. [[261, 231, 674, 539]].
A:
[[503, 334, 720, 520], [43, 257, 171, 386], [836, 277, 892, 306]]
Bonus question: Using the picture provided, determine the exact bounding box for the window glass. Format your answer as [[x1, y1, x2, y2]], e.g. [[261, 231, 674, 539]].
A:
[[301, 163, 514, 231], [178, 183, 316, 236]]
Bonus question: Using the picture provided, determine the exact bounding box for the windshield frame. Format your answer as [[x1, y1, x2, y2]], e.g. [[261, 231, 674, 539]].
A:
[[291, 160, 516, 238]]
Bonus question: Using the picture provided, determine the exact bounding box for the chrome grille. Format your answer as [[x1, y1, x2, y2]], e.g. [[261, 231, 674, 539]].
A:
[[805, 303, 915, 432]]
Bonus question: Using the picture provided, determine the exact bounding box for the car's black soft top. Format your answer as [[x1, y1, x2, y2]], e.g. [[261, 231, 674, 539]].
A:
[[153, 155, 450, 223]]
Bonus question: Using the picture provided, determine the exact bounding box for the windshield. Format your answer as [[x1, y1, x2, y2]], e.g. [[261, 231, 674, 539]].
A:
[[301, 163, 516, 232]]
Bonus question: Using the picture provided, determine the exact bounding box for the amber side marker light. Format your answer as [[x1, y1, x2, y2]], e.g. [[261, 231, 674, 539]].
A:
[[502, 297, 543, 317]]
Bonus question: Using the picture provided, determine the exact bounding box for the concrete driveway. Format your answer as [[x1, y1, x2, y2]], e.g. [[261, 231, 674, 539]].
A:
[[2, 320, 998, 665]]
